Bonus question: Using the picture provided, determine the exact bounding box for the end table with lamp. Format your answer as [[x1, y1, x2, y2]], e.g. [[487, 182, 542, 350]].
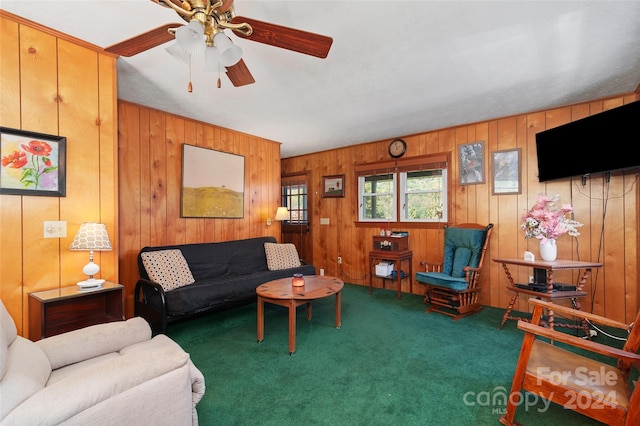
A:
[[29, 223, 120, 340]]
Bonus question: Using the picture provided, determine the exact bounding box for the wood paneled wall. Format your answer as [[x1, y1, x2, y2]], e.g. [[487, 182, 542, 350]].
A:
[[0, 11, 118, 335], [117, 101, 283, 317], [282, 94, 640, 323], [2, 11, 638, 333]]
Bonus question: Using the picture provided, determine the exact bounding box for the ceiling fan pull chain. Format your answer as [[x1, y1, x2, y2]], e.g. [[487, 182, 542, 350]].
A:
[[188, 55, 193, 92], [217, 61, 222, 88]]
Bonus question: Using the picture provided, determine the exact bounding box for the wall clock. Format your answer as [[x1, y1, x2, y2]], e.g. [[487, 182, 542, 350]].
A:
[[388, 139, 407, 158]]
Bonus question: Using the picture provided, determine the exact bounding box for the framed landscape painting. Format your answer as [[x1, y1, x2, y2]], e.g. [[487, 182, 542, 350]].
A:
[[0, 127, 66, 197], [322, 174, 345, 198], [181, 144, 245, 218]]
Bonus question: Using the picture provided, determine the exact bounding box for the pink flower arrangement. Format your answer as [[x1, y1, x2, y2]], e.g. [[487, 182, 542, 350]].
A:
[[521, 194, 583, 243]]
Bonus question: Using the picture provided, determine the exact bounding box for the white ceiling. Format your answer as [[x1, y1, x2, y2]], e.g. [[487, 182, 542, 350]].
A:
[[2, 1, 639, 158]]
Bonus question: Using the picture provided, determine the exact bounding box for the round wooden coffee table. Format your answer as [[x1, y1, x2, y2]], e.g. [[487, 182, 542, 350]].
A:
[[256, 275, 343, 354]]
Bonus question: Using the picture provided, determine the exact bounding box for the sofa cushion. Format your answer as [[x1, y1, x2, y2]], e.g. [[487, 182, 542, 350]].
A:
[[415, 271, 470, 291], [451, 247, 472, 278], [226, 237, 274, 276], [0, 336, 51, 421], [47, 353, 120, 386], [1, 300, 18, 380], [37, 317, 152, 370], [140, 249, 195, 291], [264, 243, 301, 270], [139, 237, 279, 282], [442, 226, 487, 276], [163, 243, 230, 280], [162, 264, 317, 316], [2, 346, 189, 425]]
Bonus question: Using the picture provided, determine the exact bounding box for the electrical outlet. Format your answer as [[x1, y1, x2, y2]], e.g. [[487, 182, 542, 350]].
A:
[[337, 256, 342, 264]]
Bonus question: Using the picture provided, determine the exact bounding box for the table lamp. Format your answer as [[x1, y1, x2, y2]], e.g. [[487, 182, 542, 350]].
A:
[[275, 207, 289, 221], [69, 222, 112, 287], [267, 207, 289, 226]]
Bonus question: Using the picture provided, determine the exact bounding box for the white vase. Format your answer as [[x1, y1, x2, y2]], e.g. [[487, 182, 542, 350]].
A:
[[539, 239, 557, 261]]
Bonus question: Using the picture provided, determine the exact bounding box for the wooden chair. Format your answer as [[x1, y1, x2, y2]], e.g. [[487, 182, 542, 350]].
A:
[[500, 298, 640, 426], [415, 223, 493, 320]]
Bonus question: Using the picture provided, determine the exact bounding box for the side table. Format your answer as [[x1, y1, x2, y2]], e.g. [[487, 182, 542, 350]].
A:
[[28, 281, 124, 340], [493, 258, 602, 332], [369, 249, 413, 299]]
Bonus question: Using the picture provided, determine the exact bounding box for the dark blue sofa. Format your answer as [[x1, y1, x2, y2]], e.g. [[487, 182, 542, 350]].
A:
[[135, 236, 316, 333]]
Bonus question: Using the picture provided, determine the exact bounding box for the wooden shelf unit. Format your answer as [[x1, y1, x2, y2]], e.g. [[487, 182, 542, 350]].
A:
[[369, 249, 413, 300]]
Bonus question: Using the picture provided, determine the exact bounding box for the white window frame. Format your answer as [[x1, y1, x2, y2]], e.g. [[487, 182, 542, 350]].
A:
[[358, 173, 397, 222], [399, 168, 448, 223], [356, 153, 450, 225]]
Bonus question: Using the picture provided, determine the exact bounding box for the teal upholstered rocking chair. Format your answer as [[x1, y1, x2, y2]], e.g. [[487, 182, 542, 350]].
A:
[[415, 223, 493, 320]]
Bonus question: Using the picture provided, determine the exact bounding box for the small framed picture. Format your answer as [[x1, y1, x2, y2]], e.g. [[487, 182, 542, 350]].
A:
[[0, 127, 66, 197], [322, 174, 345, 198], [492, 148, 521, 195], [459, 141, 485, 185]]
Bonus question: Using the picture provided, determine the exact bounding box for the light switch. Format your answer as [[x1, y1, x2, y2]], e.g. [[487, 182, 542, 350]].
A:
[[44, 221, 67, 238], [320, 218, 330, 225]]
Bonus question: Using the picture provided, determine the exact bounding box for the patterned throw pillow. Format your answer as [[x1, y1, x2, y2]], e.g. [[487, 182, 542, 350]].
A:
[[264, 243, 301, 271], [140, 249, 195, 291]]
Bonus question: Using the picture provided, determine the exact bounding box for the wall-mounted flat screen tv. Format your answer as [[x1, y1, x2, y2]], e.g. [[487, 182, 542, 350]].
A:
[[535, 101, 640, 182]]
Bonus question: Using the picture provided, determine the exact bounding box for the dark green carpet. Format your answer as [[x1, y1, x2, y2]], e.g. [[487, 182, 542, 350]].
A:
[[168, 284, 606, 425]]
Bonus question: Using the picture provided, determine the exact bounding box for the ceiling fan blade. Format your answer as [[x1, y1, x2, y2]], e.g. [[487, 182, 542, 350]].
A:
[[225, 59, 255, 87], [230, 16, 333, 59], [105, 24, 180, 57], [219, 0, 235, 13], [153, 0, 183, 8]]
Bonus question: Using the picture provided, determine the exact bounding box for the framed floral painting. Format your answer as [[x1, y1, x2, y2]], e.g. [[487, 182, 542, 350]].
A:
[[0, 127, 66, 197]]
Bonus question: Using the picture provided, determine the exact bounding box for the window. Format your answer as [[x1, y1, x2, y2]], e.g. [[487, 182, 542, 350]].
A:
[[281, 177, 308, 225], [400, 169, 446, 221], [359, 173, 397, 222], [356, 153, 449, 224]]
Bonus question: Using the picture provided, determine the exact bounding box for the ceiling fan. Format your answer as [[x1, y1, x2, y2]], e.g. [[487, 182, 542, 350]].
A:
[[105, 0, 333, 88]]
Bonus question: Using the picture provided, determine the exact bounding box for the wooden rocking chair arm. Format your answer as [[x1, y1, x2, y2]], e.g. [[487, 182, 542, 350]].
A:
[[528, 299, 631, 330], [419, 259, 443, 272], [517, 320, 640, 363], [462, 265, 481, 273]]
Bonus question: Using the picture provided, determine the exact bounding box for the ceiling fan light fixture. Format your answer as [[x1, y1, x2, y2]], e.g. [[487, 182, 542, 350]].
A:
[[176, 20, 206, 56], [166, 41, 190, 65], [214, 32, 243, 66], [204, 46, 219, 71]]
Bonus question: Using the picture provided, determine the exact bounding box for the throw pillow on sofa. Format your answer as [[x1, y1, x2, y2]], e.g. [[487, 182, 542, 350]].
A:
[[264, 243, 301, 270], [140, 249, 195, 291]]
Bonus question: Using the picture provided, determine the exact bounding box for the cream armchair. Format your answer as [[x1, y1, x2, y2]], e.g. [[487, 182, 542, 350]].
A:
[[0, 300, 205, 425]]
